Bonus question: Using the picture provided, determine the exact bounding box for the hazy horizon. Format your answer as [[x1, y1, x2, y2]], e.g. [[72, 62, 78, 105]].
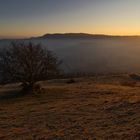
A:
[[2, 32, 140, 40]]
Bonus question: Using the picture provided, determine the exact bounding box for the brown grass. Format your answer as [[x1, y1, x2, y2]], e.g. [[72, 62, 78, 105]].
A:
[[0, 74, 140, 140]]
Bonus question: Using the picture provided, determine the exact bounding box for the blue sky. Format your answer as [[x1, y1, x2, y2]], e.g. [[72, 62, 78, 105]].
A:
[[1, 0, 140, 38]]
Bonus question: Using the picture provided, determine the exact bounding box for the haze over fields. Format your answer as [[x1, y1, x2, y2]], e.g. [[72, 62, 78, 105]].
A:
[[1, 34, 140, 73]]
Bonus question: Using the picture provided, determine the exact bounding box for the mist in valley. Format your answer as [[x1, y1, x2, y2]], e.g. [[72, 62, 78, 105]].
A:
[[1, 38, 140, 74]]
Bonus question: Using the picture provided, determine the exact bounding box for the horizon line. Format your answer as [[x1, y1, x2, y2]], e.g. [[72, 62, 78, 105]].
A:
[[1, 33, 140, 40]]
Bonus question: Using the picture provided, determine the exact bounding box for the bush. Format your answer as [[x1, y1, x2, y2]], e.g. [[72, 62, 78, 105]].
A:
[[0, 42, 61, 93]]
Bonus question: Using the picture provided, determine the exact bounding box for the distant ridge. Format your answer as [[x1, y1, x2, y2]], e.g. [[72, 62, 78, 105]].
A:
[[1, 33, 140, 40], [40, 33, 111, 39], [37, 33, 140, 40]]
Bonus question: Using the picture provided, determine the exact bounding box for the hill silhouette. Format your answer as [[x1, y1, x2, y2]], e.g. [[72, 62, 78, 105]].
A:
[[37, 33, 140, 40], [40, 33, 110, 39]]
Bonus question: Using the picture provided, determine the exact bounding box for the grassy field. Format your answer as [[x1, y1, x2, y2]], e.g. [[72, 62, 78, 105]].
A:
[[0, 74, 140, 140]]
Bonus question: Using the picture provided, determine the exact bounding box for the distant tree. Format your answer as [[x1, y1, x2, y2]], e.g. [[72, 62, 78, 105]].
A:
[[0, 42, 61, 92]]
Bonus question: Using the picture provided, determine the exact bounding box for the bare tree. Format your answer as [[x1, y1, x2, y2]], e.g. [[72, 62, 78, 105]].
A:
[[0, 42, 61, 92]]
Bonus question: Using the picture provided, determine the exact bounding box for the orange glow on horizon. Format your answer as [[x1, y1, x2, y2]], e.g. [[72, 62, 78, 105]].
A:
[[2, 31, 140, 39]]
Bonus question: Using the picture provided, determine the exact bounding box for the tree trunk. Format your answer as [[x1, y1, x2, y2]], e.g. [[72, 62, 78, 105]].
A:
[[22, 82, 35, 94]]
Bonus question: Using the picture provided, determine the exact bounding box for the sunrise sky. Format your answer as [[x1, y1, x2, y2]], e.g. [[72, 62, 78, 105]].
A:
[[1, 0, 140, 38]]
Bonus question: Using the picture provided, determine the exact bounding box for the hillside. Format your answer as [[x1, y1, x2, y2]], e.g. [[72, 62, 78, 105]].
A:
[[0, 74, 140, 139], [2, 33, 140, 40], [37, 33, 140, 40], [39, 33, 111, 39]]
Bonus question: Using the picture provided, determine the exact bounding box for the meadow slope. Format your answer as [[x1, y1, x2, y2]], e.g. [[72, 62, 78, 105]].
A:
[[0, 74, 140, 140]]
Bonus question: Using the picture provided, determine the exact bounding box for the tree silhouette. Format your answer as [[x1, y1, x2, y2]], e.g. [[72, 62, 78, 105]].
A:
[[0, 42, 61, 92]]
